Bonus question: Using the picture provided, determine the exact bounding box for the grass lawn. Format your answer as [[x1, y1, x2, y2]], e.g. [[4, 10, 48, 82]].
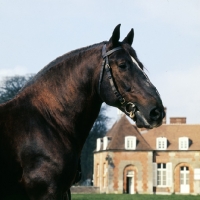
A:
[[72, 194, 200, 200], [3, 193, 200, 200]]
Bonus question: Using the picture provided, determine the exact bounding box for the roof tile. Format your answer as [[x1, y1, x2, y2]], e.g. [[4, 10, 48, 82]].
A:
[[106, 115, 152, 151], [142, 124, 200, 150]]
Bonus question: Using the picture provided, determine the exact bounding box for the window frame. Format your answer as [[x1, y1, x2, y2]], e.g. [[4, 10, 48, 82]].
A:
[[157, 163, 167, 187], [96, 163, 100, 187], [125, 136, 136, 150], [153, 162, 172, 187], [96, 138, 102, 151], [156, 137, 167, 150], [103, 163, 107, 188], [103, 137, 108, 150], [179, 137, 189, 150]]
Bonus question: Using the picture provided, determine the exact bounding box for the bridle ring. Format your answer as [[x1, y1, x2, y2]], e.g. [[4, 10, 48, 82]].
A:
[[124, 102, 136, 118]]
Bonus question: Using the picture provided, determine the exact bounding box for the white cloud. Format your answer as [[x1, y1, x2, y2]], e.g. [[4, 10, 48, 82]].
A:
[[0, 66, 29, 82]]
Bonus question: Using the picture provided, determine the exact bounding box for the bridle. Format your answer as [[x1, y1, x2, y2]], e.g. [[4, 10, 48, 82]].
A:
[[98, 44, 136, 119]]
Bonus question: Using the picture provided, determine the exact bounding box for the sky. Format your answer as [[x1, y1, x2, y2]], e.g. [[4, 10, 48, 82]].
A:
[[0, 0, 200, 127]]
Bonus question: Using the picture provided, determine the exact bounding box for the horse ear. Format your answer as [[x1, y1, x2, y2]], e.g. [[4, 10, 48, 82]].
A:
[[109, 24, 121, 47], [123, 28, 134, 46]]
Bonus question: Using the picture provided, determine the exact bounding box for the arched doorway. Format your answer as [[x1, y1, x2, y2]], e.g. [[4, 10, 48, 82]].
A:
[[174, 163, 194, 194], [126, 171, 134, 194], [180, 166, 189, 193], [123, 165, 137, 194]]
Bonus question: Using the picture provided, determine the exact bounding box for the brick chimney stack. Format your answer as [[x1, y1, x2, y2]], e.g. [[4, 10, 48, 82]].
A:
[[170, 117, 186, 124], [162, 107, 167, 124]]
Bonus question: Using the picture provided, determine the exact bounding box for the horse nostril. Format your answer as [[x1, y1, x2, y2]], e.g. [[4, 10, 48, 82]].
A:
[[150, 108, 161, 121]]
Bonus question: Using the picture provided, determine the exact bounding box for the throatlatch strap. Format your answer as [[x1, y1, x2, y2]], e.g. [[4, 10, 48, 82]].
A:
[[99, 44, 138, 119], [105, 63, 125, 104], [98, 59, 105, 95], [99, 44, 125, 105]]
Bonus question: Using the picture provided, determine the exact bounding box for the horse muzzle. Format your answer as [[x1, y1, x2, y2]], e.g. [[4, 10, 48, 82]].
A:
[[125, 104, 153, 129], [123, 103, 165, 129], [134, 111, 153, 129]]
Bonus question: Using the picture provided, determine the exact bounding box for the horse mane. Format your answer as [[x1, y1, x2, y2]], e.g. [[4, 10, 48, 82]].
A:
[[23, 41, 106, 90], [44, 41, 105, 70]]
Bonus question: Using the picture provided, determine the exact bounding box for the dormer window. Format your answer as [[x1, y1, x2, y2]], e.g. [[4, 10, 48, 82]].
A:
[[103, 136, 111, 150], [156, 137, 167, 150], [96, 138, 102, 151], [179, 137, 189, 150], [125, 136, 136, 150], [103, 137, 108, 150]]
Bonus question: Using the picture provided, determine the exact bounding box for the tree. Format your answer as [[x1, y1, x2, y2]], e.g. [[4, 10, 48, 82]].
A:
[[0, 75, 34, 104], [80, 105, 110, 185]]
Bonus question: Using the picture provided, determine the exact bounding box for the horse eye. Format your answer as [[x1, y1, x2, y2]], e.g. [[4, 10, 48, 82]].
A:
[[119, 64, 127, 69]]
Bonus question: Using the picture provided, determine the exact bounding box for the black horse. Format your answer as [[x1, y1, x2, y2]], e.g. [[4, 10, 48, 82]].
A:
[[0, 24, 165, 199]]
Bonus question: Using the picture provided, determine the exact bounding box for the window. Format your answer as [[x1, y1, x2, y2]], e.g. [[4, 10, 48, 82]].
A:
[[153, 162, 172, 187], [96, 164, 100, 187], [156, 137, 167, 150], [157, 163, 167, 186], [103, 163, 107, 188], [180, 166, 189, 185], [179, 137, 189, 150], [103, 137, 111, 150], [125, 136, 136, 150], [96, 138, 102, 151]]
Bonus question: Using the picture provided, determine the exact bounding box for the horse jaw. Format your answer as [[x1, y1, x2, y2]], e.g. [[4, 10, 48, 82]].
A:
[[134, 111, 153, 129]]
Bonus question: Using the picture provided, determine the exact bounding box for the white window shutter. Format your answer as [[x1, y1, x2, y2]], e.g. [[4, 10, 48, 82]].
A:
[[132, 136, 136, 150], [156, 138, 159, 149], [96, 138, 101, 151], [153, 163, 157, 186], [167, 162, 172, 187], [103, 137, 108, 150]]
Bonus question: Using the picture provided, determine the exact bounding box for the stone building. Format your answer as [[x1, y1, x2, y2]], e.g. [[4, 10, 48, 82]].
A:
[[93, 115, 200, 195]]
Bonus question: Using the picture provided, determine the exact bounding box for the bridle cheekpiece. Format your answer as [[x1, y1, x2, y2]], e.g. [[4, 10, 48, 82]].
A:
[[98, 44, 136, 119]]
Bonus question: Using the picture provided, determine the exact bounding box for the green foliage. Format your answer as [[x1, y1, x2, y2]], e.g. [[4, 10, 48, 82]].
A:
[[0, 75, 34, 104], [72, 194, 200, 200], [80, 105, 110, 184]]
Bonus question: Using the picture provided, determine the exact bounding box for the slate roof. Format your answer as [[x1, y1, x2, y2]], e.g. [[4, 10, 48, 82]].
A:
[[142, 124, 200, 150], [105, 115, 152, 151]]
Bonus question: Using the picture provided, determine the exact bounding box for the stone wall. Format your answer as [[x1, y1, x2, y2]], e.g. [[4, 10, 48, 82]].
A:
[[154, 151, 200, 194], [71, 186, 100, 194], [94, 151, 153, 194]]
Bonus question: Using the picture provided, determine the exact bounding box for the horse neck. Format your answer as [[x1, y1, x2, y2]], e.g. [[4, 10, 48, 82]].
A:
[[24, 44, 104, 149]]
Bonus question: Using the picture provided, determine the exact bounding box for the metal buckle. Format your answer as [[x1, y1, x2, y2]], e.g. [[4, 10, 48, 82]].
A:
[[129, 111, 135, 118], [124, 102, 136, 118], [106, 63, 110, 69], [120, 98, 125, 105]]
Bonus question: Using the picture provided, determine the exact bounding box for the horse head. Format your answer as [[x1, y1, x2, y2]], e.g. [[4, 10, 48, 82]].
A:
[[99, 24, 165, 129]]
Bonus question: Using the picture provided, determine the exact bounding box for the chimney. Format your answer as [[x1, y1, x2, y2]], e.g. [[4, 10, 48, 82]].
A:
[[170, 117, 186, 124], [162, 107, 167, 124]]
